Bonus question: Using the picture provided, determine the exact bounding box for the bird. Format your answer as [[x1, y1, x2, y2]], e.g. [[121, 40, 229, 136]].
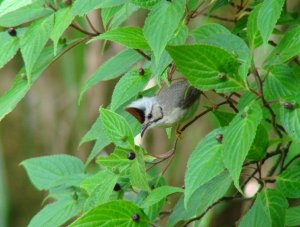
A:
[[125, 80, 201, 137]]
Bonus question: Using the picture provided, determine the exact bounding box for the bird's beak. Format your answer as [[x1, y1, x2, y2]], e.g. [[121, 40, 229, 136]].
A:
[[141, 124, 149, 137]]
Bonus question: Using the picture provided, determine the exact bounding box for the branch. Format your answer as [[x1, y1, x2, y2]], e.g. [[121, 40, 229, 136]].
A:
[[134, 49, 151, 61]]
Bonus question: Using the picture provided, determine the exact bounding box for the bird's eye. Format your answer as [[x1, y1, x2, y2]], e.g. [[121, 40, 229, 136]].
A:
[[147, 113, 152, 119]]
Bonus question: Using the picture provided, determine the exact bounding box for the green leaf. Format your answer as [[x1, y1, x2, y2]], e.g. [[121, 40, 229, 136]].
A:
[[0, 30, 20, 70], [79, 49, 143, 102], [81, 170, 118, 210], [143, 0, 185, 63], [0, 40, 75, 122], [209, 0, 231, 13], [187, 0, 202, 11], [100, 108, 134, 148], [142, 186, 183, 208], [70, 200, 150, 226], [240, 189, 288, 227], [191, 23, 230, 42], [168, 23, 189, 45], [280, 97, 300, 142], [246, 124, 268, 161], [97, 147, 131, 170], [222, 102, 263, 191], [184, 128, 225, 206], [130, 153, 150, 191], [29, 198, 83, 227], [0, 0, 39, 18], [101, 6, 122, 29], [277, 164, 300, 198], [130, 0, 161, 8], [167, 44, 244, 92], [20, 15, 54, 81], [72, 0, 127, 16], [21, 155, 84, 190], [91, 27, 150, 49], [50, 7, 75, 55], [265, 26, 300, 66], [286, 206, 300, 226], [192, 24, 251, 85], [247, 4, 263, 49], [0, 2, 53, 27], [264, 65, 300, 100], [212, 109, 235, 127], [108, 3, 139, 29], [167, 172, 232, 227], [111, 69, 151, 111], [257, 0, 285, 43], [80, 117, 111, 165]]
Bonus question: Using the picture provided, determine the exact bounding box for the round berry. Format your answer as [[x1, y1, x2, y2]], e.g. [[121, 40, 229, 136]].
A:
[[131, 213, 140, 222], [113, 183, 121, 191], [215, 134, 223, 143], [138, 68, 145, 76], [283, 102, 294, 110], [127, 152, 136, 160], [7, 28, 17, 37], [64, 0, 72, 5]]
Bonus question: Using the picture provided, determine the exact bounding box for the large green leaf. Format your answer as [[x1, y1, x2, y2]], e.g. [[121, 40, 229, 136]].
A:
[[184, 128, 225, 206], [29, 198, 83, 227], [0, 0, 39, 18], [0, 40, 75, 122], [79, 48, 143, 102], [167, 44, 244, 92], [247, 4, 263, 49], [80, 117, 111, 165], [100, 108, 134, 149], [257, 0, 285, 43], [264, 65, 300, 100], [70, 200, 150, 226], [21, 155, 84, 190], [240, 189, 288, 227], [81, 170, 119, 211], [277, 164, 300, 198], [143, 0, 185, 63], [91, 27, 150, 49], [72, 0, 127, 16], [97, 147, 131, 170], [191, 23, 230, 42], [265, 26, 300, 66], [20, 14, 54, 81], [50, 7, 75, 55], [280, 97, 300, 142], [167, 172, 232, 227], [246, 124, 268, 161], [222, 102, 262, 191], [0, 30, 20, 70], [212, 109, 235, 127], [142, 186, 183, 208], [111, 69, 151, 111], [286, 206, 300, 226], [191, 23, 251, 85], [0, 1, 52, 27], [130, 0, 161, 8], [130, 152, 150, 191]]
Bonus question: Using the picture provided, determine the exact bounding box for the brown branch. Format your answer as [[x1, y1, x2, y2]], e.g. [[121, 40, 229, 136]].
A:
[[70, 23, 98, 36], [203, 13, 235, 22], [183, 195, 243, 226], [180, 101, 228, 132]]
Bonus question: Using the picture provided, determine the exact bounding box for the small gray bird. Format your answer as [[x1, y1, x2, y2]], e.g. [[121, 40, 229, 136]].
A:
[[125, 80, 200, 137]]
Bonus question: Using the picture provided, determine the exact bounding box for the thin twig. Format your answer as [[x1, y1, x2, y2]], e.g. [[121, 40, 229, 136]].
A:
[[85, 15, 101, 34], [70, 23, 98, 36], [134, 49, 151, 61]]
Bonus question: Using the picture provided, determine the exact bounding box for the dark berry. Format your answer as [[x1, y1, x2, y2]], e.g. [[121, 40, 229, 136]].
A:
[[64, 0, 72, 5], [283, 102, 294, 110], [7, 28, 17, 36], [127, 152, 136, 160], [113, 183, 121, 191], [138, 68, 145, 76], [215, 134, 223, 143], [131, 213, 140, 222]]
